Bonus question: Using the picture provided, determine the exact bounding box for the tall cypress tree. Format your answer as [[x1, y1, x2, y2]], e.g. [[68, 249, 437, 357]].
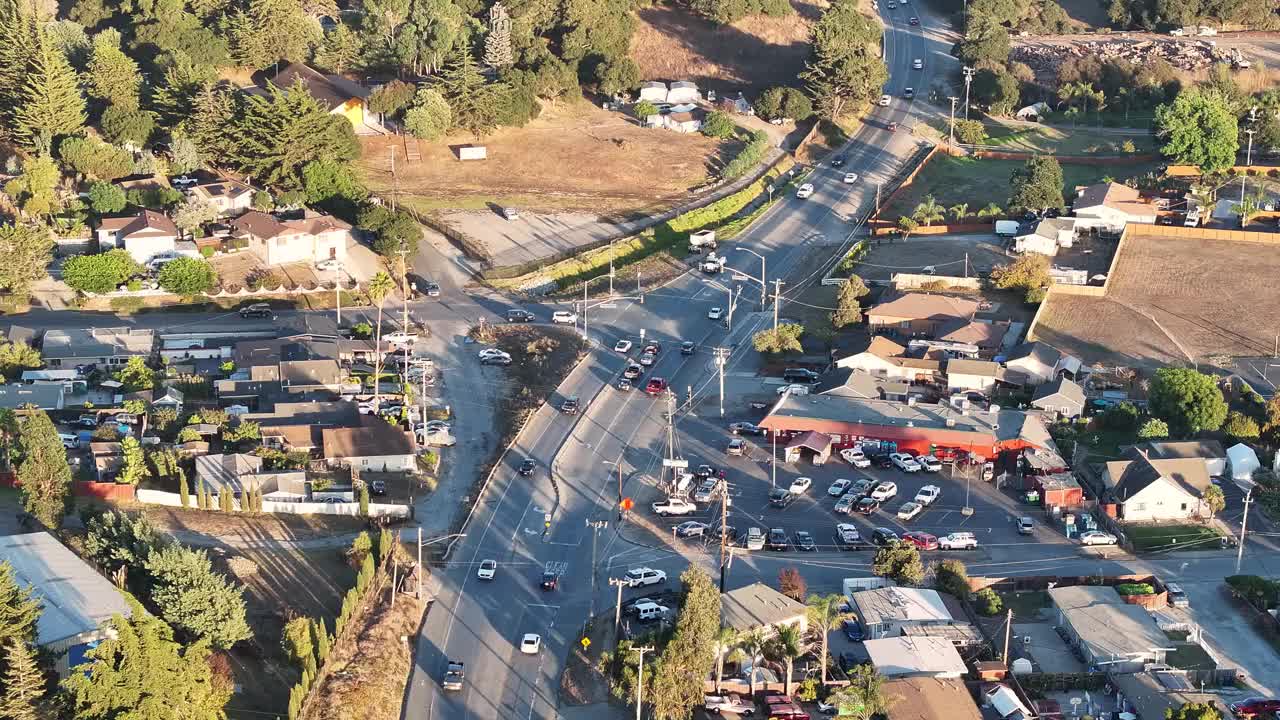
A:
[[435, 44, 501, 139], [12, 27, 86, 150], [0, 639, 44, 720], [0, 0, 38, 140], [85, 29, 141, 110], [16, 411, 71, 529]]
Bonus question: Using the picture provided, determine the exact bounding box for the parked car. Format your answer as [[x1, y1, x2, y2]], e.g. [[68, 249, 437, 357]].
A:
[[914, 485, 941, 506], [745, 527, 766, 550], [1229, 699, 1280, 719], [870, 481, 898, 501], [871, 527, 900, 546], [675, 521, 710, 538], [938, 532, 978, 550], [890, 453, 920, 472], [478, 348, 513, 365], [767, 528, 789, 551], [855, 497, 880, 515], [520, 634, 541, 654], [705, 694, 754, 715], [836, 523, 861, 548], [897, 502, 923, 521], [1018, 516, 1035, 535], [842, 620, 864, 642], [1166, 582, 1190, 608], [727, 438, 745, 456], [624, 567, 667, 587], [795, 531, 816, 551], [477, 559, 497, 580], [506, 309, 535, 322], [827, 479, 852, 496], [551, 311, 577, 324], [614, 340, 633, 353], [776, 383, 811, 396], [850, 478, 875, 497], [902, 532, 938, 551], [788, 477, 812, 494], [624, 364, 643, 380], [730, 422, 766, 436], [645, 377, 668, 395], [918, 455, 942, 472], [617, 378, 632, 391], [239, 303, 275, 320], [769, 488, 796, 508], [560, 397, 579, 414], [1079, 530, 1118, 546], [652, 498, 697, 516], [692, 478, 720, 503], [878, 94, 891, 106], [834, 495, 856, 514]]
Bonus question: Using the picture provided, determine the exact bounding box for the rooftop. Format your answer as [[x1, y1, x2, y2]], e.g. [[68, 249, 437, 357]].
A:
[[0, 532, 133, 647], [1031, 377, 1085, 406], [864, 636, 968, 677], [720, 582, 807, 633], [900, 622, 985, 646], [1111, 671, 1222, 720], [322, 426, 416, 459], [189, 179, 254, 200], [267, 62, 367, 112], [0, 384, 64, 409], [851, 587, 953, 627], [1074, 181, 1141, 209], [869, 293, 980, 323], [947, 359, 999, 377], [195, 453, 264, 493], [1134, 440, 1225, 461], [1048, 586, 1168, 661], [1105, 454, 1211, 500], [42, 327, 154, 360], [884, 678, 983, 720]]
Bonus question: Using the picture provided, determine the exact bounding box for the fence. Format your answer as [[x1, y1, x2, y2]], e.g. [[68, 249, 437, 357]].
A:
[[873, 143, 939, 217], [75, 481, 136, 501], [868, 221, 995, 236], [968, 149, 1159, 165], [819, 240, 868, 286], [134, 488, 410, 518]]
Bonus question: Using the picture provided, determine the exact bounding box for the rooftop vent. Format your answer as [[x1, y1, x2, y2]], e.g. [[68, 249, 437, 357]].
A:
[[946, 418, 956, 427]]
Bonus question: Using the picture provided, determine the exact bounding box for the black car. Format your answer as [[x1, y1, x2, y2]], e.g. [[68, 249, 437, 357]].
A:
[[769, 488, 795, 508], [729, 422, 766, 436], [518, 459, 536, 476], [767, 528, 789, 550], [831, 155, 846, 167], [423, 281, 441, 297], [561, 398, 579, 414], [868, 452, 894, 469], [239, 304, 275, 320], [850, 479, 875, 498], [908, 15, 919, 24], [795, 531, 816, 551], [855, 497, 880, 515], [694, 464, 715, 479], [871, 527, 900, 546], [681, 341, 695, 355], [506, 309, 535, 323], [540, 571, 558, 591], [712, 525, 739, 543], [369, 480, 386, 496]]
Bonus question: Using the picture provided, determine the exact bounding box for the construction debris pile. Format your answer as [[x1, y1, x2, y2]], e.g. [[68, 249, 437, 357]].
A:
[[1012, 38, 1241, 83]]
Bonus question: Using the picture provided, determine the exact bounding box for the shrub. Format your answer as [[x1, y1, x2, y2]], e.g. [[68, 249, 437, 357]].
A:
[[976, 587, 1003, 616], [199, 246, 215, 258], [1115, 583, 1155, 596]]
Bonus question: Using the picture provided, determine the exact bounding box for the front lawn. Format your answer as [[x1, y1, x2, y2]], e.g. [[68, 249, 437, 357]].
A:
[[981, 124, 1156, 156], [1126, 523, 1224, 552]]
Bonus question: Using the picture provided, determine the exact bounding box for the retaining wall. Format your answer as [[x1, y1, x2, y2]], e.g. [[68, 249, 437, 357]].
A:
[[892, 273, 982, 290]]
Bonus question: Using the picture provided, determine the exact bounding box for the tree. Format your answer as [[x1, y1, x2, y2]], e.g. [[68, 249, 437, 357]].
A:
[[313, 22, 360, 73], [801, 0, 886, 119], [1155, 88, 1238, 173], [766, 623, 804, 697], [313, 618, 330, 662], [16, 411, 70, 529], [116, 356, 155, 391], [712, 626, 741, 694], [872, 541, 924, 585], [435, 45, 503, 139], [87, 181, 126, 213], [1202, 484, 1226, 516], [777, 567, 806, 601], [912, 195, 945, 226], [806, 593, 850, 684], [976, 587, 1004, 615], [157, 257, 217, 296], [281, 616, 313, 666], [83, 510, 162, 578], [0, 340, 41, 379], [3, 155, 60, 218], [483, 2, 513, 68], [62, 612, 233, 720], [1167, 702, 1221, 720], [58, 135, 133, 181], [226, 81, 360, 189], [934, 559, 971, 600], [976, 201, 1002, 218], [948, 203, 970, 222], [0, 223, 53, 295], [99, 106, 154, 147], [633, 100, 658, 120], [829, 664, 890, 720], [12, 28, 86, 149], [972, 67, 1020, 116], [701, 111, 735, 139], [831, 275, 870, 328], [367, 271, 395, 415], [1136, 417, 1169, 440], [0, 639, 43, 720], [151, 54, 217, 131], [144, 545, 252, 649], [737, 630, 766, 697], [62, 248, 139, 294], [229, 0, 316, 69], [1222, 410, 1260, 439], [953, 119, 986, 144], [991, 253, 1050, 303], [953, 15, 1009, 66], [897, 215, 918, 241], [169, 135, 201, 175], [367, 79, 416, 116], [172, 199, 219, 236], [752, 323, 804, 354], [119, 436, 147, 486], [1008, 155, 1065, 212], [358, 483, 369, 517], [594, 57, 641, 97], [649, 568, 720, 720], [0, 561, 41, 653], [301, 158, 367, 208], [85, 29, 139, 109], [1148, 367, 1228, 434]]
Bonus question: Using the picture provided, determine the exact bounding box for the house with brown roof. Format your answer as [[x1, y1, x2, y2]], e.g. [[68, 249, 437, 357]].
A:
[[188, 179, 255, 216], [96, 210, 179, 264], [945, 359, 1001, 395], [265, 63, 374, 133], [835, 337, 943, 383], [1103, 450, 1214, 523], [1071, 182, 1159, 233], [229, 210, 350, 267], [867, 293, 980, 338], [884, 678, 983, 720], [322, 426, 417, 472]]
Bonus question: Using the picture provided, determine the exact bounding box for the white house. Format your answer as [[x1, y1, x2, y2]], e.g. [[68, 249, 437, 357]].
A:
[[187, 179, 256, 216], [836, 337, 944, 383], [864, 637, 967, 679], [152, 387, 185, 411], [1014, 217, 1077, 256], [665, 111, 702, 133], [1071, 182, 1159, 233], [96, 210, 179, 264], [850, 587, 953, 639], [946, 359, 1000, 395], [1103, 453, 1214, 522], [230, 210, 351, 267], [638, 81, 668, 103], [322, 426, 417, 472], [1003, 342, 1071, 386], [666, 80, 699, 104]]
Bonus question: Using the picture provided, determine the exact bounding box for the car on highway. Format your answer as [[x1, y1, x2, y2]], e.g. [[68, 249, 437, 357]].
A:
[[624, 567, 667, 587], [1018, 516, 1035, 535], [681, 341, 696, 355], [887, 121, 899, 132], [642, 343, 661, 356], [560, 397, 578, 414], [938, 532, 978, 550], [614, 340, 633, 353], [843, 172, 858, 184], [827, 479, 852, 496], [902, 531, 938, 550], [890, 453, 920, 473], [843, 619, 864, 641], [918, 455, 942, 472], [1229, 699, 1280, 719], [540, 571, 558, 591], [834, 495, 856, 514], [730, 422, 767, 436], [855, 497, 880, 515], [870, 481, 898, 501], [675, 521, 710, 538], [239, 303, 276, 320], [645, 377, 668, 395], [908, 15, 919, 23], [878, 94, 891, 106], [520, 634, 541, 654], [707, 307, 724, 320], [795, 183, 815, 198], [769, 488, 796, 508], [652, 497, 697, 516], [788, 477, 812, 494], [477, 559, 497, 580], [903, 87, 914, 98], [831, 155, 846, 167], [727, 437, 745, 456], [836, 523, 861, 547], [639, 351, 656, 366], [914, 485, 941, 506], [624, 363, 643, 379], [1079, 530, 1118, 546], [518, 459, 536, 476], [745, 527, 766, 550], [693, 478, 720, 502], [912, 58, 923, 69], [506, 309, 535, 322], [551, 311, 577, 324], [897, 501, 923, 521], [767, 528, 789, 550], [795, 531, 816, 551], [442, 661, 465, 690]]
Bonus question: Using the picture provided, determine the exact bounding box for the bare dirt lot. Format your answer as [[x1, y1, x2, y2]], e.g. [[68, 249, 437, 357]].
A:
[[359, 103, 724, 216], [630, 0, 825, 96]]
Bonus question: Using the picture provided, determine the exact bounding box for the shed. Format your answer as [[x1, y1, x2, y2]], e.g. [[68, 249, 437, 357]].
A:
[[666, 80, 699, 104], [784, 430, 832, 465], [638, 81, 668, 103], [1227, 443, 1259, 482]]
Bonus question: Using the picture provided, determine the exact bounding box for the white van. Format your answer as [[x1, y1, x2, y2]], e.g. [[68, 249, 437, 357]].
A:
[[634, 602, 669, 622], [745, 527, 766, 550], [59, 433, 79, 449], [671, 471, 695, 497]]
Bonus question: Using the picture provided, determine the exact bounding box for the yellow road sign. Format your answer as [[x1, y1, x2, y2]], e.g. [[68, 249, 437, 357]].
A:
[[580, 637, 591, 650]]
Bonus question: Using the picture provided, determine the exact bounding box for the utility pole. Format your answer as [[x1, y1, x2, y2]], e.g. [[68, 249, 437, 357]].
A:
[[771, 279, 786, 333], [875, 183, 882, 214], [608, 576, 628, 637], [964, 253, 969, 278], [1236, 487, 1253, 574], [581, 280, 589, 340], [714, 348, 728, 417], [947, 96, 958, 149], [608, 240, 617, 297], [637, 271, 643, 303], [771, 430, 777, 488], [719, 488, 730, 592], [665, 390, 676, 487], [1242, 127, 1256, 205], [962, 67, 975, 121], [585, 519, 607, 618], [397, 244, 411, 374], [416, 527, 423, 599], [391, 528, 401, 608], [1002, 608, 1014, 663], [634, 645, 655, 720], [389, 146, 398, 211]]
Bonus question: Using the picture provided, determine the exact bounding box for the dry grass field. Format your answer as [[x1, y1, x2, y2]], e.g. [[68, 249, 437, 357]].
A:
[[630, 0, 826, 95]]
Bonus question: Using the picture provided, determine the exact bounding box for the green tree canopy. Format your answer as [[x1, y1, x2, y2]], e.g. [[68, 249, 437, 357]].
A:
[[871, 541, 924, 585], [1155, 88, 1239, 173], [13, 27, 86, 149], [435, 44, 503, 138], [100, 106, 155, 147], [0, 560, 42, 652], [16, 411, 71, 528], [1148, 368, 1228, 434], [934, 559, 971, 600], [1222, 410, 1260, 439], [752, 323, 804, 354], [62, 249, 140, 294], [85, 28, 140, 109], [115, 356, 156, 391], [831, 275, 870, 328], [87, 181, 127, 214], [58, 135, 134, 181], [367, 79, 416, 116], [0, 340, 41, 379], [990, 252, 1050, 303], [83, 510, 163, 578], [1166, 701, 1221, 720], [119, 436, 147, 486], [0, 223, 53, 295], [144, 545, 252, 649], [829, 664, 890, 720], [3, 155, 60, 218], [701, 111, 736, 138], [157, 257, 217, 296], [0, 638, 45, 719], [1136, 417, 1169, 440], [225, 81, 360, 189], [649, 568, 721, 720], [1008, 155, 1065, 212]]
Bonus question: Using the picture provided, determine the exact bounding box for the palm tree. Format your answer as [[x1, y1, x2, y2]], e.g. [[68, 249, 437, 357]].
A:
[[897, 216, 918, 241], [806, 594, 851, 683], [714, 627, 743, 693], [912, 195, 945, 226], [976, 202, 1002, 219], [366, 271, 395, 413], [766, 624, 805, 697], [948, 203, 969, 222], [737, 630, 766, 697]]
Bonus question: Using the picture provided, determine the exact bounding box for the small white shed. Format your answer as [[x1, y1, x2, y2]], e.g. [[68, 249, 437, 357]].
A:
[[638, 81, 668, 103], [667, 80, 699, 104], [1227, 443, 1260, 483]]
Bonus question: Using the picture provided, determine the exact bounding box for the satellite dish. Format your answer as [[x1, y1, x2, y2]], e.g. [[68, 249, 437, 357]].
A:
[[1011, 658, 1034, 675]]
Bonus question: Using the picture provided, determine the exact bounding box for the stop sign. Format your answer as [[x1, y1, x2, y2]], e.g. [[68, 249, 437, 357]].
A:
[[620, 498, 634, 511]]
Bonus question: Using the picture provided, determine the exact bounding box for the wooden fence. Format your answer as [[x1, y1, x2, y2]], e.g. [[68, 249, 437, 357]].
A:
[[73, 482, 136, 501]]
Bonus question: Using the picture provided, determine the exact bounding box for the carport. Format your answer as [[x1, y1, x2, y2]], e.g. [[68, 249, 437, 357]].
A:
[[784, 430, 832, 465]]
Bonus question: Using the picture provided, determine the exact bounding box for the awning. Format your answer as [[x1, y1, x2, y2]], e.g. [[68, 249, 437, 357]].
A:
[[786, 430, 832, 454]]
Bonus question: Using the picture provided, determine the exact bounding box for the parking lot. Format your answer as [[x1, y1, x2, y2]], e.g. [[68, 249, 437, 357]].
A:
[[856, 234, 1009, 284]]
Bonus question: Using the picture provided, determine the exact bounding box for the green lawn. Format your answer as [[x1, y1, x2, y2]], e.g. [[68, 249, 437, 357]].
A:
[[998, 590, 1050, 621], [1165, 642, 1217, 671], [981, 124, 1156, 155], [883, 155, 1162, 219], [1126, 524, 1224, 553]]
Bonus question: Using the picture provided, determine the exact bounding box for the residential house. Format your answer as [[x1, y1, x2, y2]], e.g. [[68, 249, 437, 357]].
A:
[[867, 294, 979, 337], [1103, 452, 1213, 522], [720, 582, 808, 637], [195, 453, 263, 496], [1048, 585, 1167, 672], [42, 327, 154, 368], [252, 471, 309, 501], [1130, 440, 1227, 477], [835, 337, 944, 384], [266, 63, 373, 132], [89, 442, 123, 483], [95, 210, 179, 265], [229, 210, 351, 267], [187, 179, 256, 216], [937, 321, 1010, 356], [322, 426, 417, 472], [0, 384, 64, 410], [864, 636, 967, 678], [1030, 377, 1085, 419], [946, 359, 1001, 395], [1014, 217, 1077, 256], [222, 335, 348, 400], [812, 368, 910, 401], [248, 400, 360, 453], [665, 111, 702, 133], [1071, 182, 1159, 233], [637, 81, 668, 102], [666, 80, 700, 104], [19, 369, 85, 395], [152, 387, 185, 411], [884, 678, 983, 720], [260, 424, 321, 453], [1003, 341, 1076, 386], [0, 532, 133, 675], [849, 587, 954, 640]]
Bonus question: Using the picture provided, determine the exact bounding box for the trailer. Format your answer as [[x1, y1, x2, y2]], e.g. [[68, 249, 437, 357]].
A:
[[995, 220, 1019, 237], [689, 229, 717, 252]]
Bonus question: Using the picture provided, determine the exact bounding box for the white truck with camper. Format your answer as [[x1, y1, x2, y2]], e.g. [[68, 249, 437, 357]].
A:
[[689, 229, 716, 253], [995, 220, 1019, 237]]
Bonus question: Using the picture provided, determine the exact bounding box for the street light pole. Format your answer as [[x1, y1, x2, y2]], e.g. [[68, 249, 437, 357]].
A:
[[735, 247, 766, 308], [962, 67, 975, 121], [415, 531, 466, 598], [947, 96, 959, 149], [1242, 128, 1256, 205], [1236, 487, 1253, 574]]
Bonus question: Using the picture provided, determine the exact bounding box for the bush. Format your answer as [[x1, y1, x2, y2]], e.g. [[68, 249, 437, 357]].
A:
[[199, 246, 215, 258], [953, 119, 987, 144], [1225, 575, 1280, 609], [1115, 583, 1155, 596], [976, 587, 1003, 616], [701, 111, 736, 139], [721, 130, 771, 180], [1101, 402, 1140, 431]]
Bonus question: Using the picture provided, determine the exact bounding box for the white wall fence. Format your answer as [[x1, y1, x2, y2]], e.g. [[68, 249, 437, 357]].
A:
[[890, 273, 982, 290], [135, 488, 410, 518]]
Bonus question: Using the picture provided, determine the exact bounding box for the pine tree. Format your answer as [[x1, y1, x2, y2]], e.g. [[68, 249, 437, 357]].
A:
[[0, 0, 38, 140], [85, 28, 139, 109], [225, 81, 360, 188], [0, 221, 53, 295], [230, 0, 316, 69], [197, 483, 209, 510], [16, 410, 71, 529], [435, 44, 501, 139], [178, 469, 190, 508], [313, 22, 360, 74], [13, 27, 86, 150], [0, 639, 43, 720], [313, 618, 330, 663], [0, 562, 41, 664], [149, 52, 217, 130], [483, 3, 513, 69]]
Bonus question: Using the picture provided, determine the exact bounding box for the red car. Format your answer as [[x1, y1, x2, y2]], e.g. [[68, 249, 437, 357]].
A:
[[1230, 699, 1280, 718], [642, 343, 661, 355], [902, 531, 939, 551], [645, 377, 668, 395]]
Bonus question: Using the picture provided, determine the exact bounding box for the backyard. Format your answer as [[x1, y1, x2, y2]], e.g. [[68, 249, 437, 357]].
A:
[[977, 124, 1156, 155], [1125, 523, 1224, 552]]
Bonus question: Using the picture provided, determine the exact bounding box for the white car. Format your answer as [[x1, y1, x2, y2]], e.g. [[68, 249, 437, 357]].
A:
[[912, 58, 923, 70], [938, 532, 978, 550], [171, 175, 199, 187], [316, 258, 341, 272], [897, 502, 923, 521], [477, 348, 510, 361], [708, 307, 724, 320], [639, 352, 656, 366], [914, 485, 941, 506], [878, 94, 891, 106], [520, 633, 541, 654], [870, 481, 898, 501], [1079, 531, 1118, 546], [384, 331, 418, 345], [836, 523, 861, 544], [827, 479, 852, 496], [903, 87, 914, 98], [624, 567, 667, 587], [776, 383, 811, 396], [551, 311, 577, 324], [918, 455, 942, 472], [614, 340, 632, 353], [652, 498, 697, 516], [843, 172, 858, 184], [477, 559, 497, 580], [795, 183, 815, 199], [841, 447, 871, 467], [890, 453, 920, 472], [789, 477, 812, 494]]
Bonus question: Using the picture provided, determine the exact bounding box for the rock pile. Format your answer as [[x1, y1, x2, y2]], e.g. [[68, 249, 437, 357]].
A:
[[1011, 38, 1235, 82]]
